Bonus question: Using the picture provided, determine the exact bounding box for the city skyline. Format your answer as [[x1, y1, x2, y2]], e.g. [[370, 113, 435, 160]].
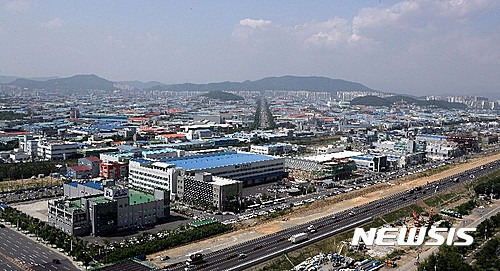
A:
[[1, 0, 499, 96]]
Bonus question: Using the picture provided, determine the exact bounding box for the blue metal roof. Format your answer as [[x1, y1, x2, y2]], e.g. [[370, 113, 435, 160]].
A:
[[83, 181, 102, 190], [68, 181, 78, 187], [163, 153, 274, 170], [351, 156, 373, 161]]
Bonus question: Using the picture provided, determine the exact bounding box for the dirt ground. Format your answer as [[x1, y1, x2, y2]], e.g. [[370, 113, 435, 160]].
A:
[[149, 152, 500, 267], [12, 199, 49, 221], [0, 176, 62, 192]]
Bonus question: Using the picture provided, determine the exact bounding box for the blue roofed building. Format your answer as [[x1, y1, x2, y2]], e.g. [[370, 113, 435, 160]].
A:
[[129, 150, 286, 200], [350, 153, 388, 172]]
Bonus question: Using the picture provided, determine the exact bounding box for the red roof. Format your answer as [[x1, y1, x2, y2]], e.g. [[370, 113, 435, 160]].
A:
[[128, 117, 150, 121], [84, 156, 101, 162], [160, 133, 186, 138], [70, 165, 91, 172], [0, 131, 33, 135]]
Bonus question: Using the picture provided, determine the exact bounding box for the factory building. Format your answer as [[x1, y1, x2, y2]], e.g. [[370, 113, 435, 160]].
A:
[[285, 151, 360, 181], [48, 185, 169, 236], [78, 156, 101, 178], [350, 154, 388, 172], [37, 140, 78, 160], [159, 151, 286, 186], [250, 143, 293, 156], [177, 172, 242, 211], [129, 159, 179, 200], [63, 180, 114, 199]]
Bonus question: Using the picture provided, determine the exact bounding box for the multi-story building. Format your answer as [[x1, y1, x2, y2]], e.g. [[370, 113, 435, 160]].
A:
[[18, 134, 39, 158], [78, 156, 101, 178], [67, 165, 92, 179], [350, 154, 387, 172], [129, 151, 286, 202], [48, 185, 169, 236], [100, 161, 129, 180], [129, 159, 179, 199], [63, 180, 108, 199], [416, 134, 462, 160], [158, 151, 286, 186], [250, 143, 292, 156], [37, 140, 78, 160], [177, 172, 242, 211]]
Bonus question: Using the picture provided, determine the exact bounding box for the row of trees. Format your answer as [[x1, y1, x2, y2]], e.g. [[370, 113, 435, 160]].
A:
[[1, 205, 233, 266], [0, 160, 77, 181], [0, 140, 18, 151], [0, 111, 27, 120], [473, 171, 500, 197], [102, 223, 232, 263]]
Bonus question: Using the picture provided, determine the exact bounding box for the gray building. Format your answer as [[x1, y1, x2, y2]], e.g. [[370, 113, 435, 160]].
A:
[[177, 172, 242, 211], [78, 156, 101, 178], [48, 185, 170, 236]]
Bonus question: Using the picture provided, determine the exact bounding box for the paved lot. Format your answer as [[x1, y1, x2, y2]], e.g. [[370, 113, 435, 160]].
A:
[[0, 226, 79, 271]]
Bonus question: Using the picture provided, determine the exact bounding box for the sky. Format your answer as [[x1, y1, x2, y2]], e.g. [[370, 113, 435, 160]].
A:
[[1, 0, 499, 96]]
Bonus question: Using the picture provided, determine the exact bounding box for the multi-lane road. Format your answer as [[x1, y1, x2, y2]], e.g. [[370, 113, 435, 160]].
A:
[[166, 159, 500, 271], [0, 226, 79, 271]]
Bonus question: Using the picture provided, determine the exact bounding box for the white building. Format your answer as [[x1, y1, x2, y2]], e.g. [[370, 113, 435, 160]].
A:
[[37, 140, 78, 160], [250, 143, 292, 155], [129, 159, 179, 200]]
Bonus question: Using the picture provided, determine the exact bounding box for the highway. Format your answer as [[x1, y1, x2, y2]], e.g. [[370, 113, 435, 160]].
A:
[[165, 159, 500, 271], [0, 226, 79, 271]]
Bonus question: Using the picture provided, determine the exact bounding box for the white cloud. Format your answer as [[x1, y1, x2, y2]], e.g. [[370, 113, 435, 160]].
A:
[[433, 0, 494, 16], [304, 17, 351, 47], [40, 18, 64, 29], [239, 18, 272, 29], [3, 0, 36, 12]]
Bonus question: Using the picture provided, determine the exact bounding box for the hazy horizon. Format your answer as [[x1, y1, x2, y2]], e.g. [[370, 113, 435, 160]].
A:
[[1, 0, 499, 96]]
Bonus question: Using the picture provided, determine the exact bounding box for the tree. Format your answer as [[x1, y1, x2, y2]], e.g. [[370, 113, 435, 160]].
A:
[[418, 245, 472, 271]]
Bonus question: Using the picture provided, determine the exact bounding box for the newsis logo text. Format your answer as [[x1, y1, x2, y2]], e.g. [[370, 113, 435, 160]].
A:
[[351, 227, 476, 246]]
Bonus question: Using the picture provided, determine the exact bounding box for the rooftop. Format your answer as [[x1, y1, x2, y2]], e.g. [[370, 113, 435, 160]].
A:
[[128, 189, 158, 205], [302, 151, 362, 163], [91, 196, 111, 204], [161, 152, 274, 170]]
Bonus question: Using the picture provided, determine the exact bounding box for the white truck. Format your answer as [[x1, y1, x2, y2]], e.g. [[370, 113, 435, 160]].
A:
[[288, 232, 308, 243]]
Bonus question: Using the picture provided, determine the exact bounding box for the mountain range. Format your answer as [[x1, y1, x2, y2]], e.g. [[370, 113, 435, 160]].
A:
[[7, 74, 115, 91], [1, 74, 374, 93], [151, 75, 374, 92], [351, 95, 467, 109]]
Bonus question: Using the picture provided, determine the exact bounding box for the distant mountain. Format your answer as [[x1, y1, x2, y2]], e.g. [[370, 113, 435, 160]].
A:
[[351, 95, 467, 109], [0, 75, 59, 84], [8, 74, 115, 91], [153, 75, 374, 93], [200, 91, 244, 101], [0, 75, 19, 84], [118, 80, 166, 90], [351, 95, 391, 107]]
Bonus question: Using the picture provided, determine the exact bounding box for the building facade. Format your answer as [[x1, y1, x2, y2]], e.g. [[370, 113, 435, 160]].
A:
[[48, 186, 169, 236], [177, 172, 242, 211], [37, 140, 78, 160]]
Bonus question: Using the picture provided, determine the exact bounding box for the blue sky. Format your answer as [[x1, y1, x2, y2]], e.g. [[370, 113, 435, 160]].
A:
[[1, 0, 499, 96]]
